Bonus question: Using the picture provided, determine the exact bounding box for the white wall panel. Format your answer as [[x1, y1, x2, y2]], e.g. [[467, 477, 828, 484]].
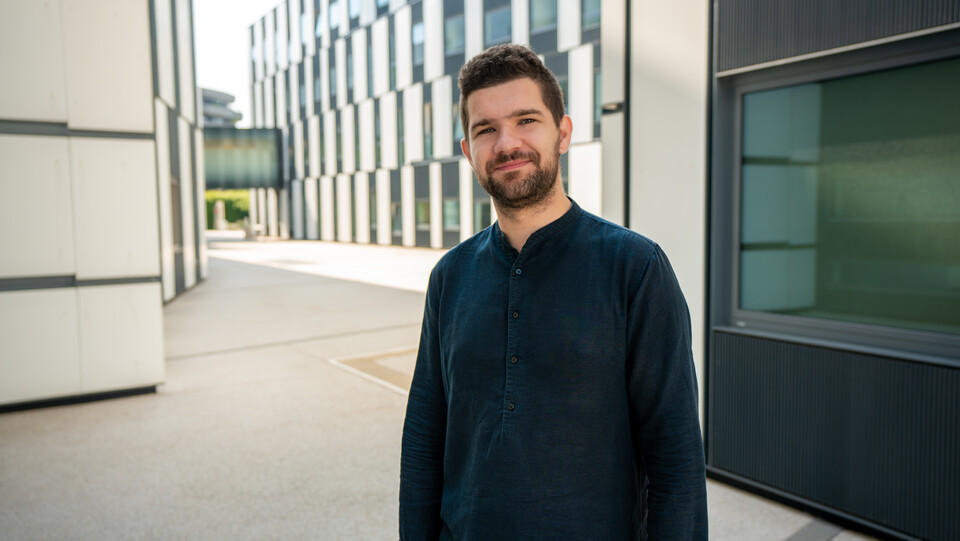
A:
[[429, 162, 442, 248], [305, 58, 315, 117], [432, 76, 453, 158], [70, 138, 160, 279], [318, 0, 331, 50], [77, 283, 164, 393], [294, 120, 305, 178], [320, 176, 335, 240], [254, 82, 264, 127], [175, 0, 196, 123], [276, 71, 288, 126], [354, 172, 370, 243], [267, 188, 279, 237], [371, 18, 389, 97], [305, 177, 320, 239], [403, 83, 424, 163], [290, 62, 301, 118], [277, 3, 289, 69], [0, 289, 80, 405], [289, 0, 302, 63], [0, 136, 75, 278], [511, 0, 530, 46], [324, 110, 337, 175], [178, 118, 196, 288], [153, 0, 176, 107], [376, 169, 391, 245], [342, 104, 356, 174], [464, 0, 483, 60], [569, 43, 594, 144], [395, 6, 413, 89], [401, 165, 415, 246], [155, 103, 175, 300], [279, 188, 290, 239], [320, 51, 331, 112], [308, 115, 322, 177], [360, 0, 377, 26], [380, 92, 399, 169], [335, 38, 348, 108], [557, 0, 582, 52], [390, 0, 406, 12], [248, 188, 259, 229], [358, 99, 376, 172], [0, 0, 67, 121], [568, 142, 602, 215], [61, 0, 154, 132], [264, 76, 275, 128], [193, 128, 208, 279], [253, 20, 265, 82], [423, 0, 443, 82], [257, 188, 267, 230], [291, 179, 305, 239], [336, 174, 352, 242], [600, 111, 625, 225], [336, 0, 349, 32], [459, 158, 474, 241], [352, 28, 368, 101], [303, 1, 315, 56]]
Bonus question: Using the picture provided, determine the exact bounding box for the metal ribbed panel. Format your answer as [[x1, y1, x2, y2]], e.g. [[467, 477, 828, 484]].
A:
[[710, 331, 960, 540], [717, 0, 960, 71]]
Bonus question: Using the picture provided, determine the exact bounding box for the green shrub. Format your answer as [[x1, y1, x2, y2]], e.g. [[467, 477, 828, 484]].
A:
[[205, 189, 250, 228]]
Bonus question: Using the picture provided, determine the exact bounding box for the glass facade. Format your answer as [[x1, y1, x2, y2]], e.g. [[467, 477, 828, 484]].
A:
[[739, 56, 960, 335]]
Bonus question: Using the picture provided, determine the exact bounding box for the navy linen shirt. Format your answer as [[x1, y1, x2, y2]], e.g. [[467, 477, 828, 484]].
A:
[[400, 201, 707, 540]]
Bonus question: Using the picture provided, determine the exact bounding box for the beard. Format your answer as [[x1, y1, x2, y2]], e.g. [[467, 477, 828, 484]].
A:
[[478, 137, 561, 211]]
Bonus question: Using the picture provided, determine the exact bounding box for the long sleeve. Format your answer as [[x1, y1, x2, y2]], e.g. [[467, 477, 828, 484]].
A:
[[399, 266, 448, 540], [626, 246, 708, 540]]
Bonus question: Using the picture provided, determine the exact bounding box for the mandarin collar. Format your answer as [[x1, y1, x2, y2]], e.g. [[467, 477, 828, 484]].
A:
[[492, 198, 583, 259]]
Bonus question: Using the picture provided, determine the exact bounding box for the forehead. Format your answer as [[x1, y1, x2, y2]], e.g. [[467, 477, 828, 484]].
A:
[[465, 78, 548, 126]]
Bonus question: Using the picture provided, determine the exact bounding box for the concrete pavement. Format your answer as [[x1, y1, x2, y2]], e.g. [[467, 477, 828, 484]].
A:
[[0, 232, 877, 540]]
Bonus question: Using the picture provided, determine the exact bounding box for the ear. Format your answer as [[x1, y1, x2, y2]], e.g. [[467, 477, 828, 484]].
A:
[[558, 114, 573, 154], [460, 137, 474, 166]]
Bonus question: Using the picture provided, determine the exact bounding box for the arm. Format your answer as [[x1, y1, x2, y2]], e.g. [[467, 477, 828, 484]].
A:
[[399, 267, 447, 540], [626, 245, 708, 540]]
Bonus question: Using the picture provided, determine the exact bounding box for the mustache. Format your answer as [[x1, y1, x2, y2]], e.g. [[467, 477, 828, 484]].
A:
[[487, 151, 540, 173]]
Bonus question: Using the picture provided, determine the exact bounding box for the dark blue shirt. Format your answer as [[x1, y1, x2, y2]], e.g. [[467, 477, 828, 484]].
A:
[[400, 201, 707, 540]]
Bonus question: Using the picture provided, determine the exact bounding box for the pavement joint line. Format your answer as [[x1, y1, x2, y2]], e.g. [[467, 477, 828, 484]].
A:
[[164, 323, 421, 361], [783, 519, 844, 541], [327, 346, 420, 396]]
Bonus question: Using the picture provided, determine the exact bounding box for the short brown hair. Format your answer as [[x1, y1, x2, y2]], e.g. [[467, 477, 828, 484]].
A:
[[457, 44, 565, 139]]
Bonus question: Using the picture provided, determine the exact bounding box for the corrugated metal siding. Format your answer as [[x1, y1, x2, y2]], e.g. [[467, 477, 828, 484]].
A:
[[710, 330, 960, 540], [717, 0, 960, 71]]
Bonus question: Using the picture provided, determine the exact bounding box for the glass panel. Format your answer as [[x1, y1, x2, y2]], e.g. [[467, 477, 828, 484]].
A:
[[349, 0, 360, 19], [443, 198, 460, 229], [329, 1, 340, 30], [582, 0, 601, 28], [474, 200, 491, 232], [530, 0, 557, 32], [484, 7, 511, 47], [416, 200, 430, 230], [739, 57, 960, 335], [412, 22, 425, 66], [445, 15, 465, 54]]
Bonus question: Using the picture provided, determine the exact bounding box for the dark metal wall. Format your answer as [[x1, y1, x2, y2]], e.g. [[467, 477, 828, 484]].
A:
[[716, 0, 960, 71]]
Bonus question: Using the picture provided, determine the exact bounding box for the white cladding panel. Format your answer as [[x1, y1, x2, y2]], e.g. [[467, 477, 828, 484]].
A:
[[305, 58, 315, 117], [432, 76, 453, 158], [77, 283, 164, 393], [358, 99, 376, 172], [360, 0, 377, 25], [602, 0, 626, 105], [401, 165, 414, 246], [354, 173, 370, 243], [320, 176, 335, 240], [178, 118, 196, 289], [371, 18, 389, 97], [265, 11, 276, 76], [194, 128, 208, 279], [176, 0, 196, 123], [290, 62, 301, 119], [335, 39, 348, 108], [303, 1, 315, 56], [70, 138, 160, 279], [376, 169, 391, 245], [429, 162, 442, 248], [253, 20, 265, 82], [459, 158, 474, 240], [289, 0, 302, 63], [379, 92, 399, 169], [395, 6, 413, 89], [264, 76, 275, 128], [154, 102, 175, 300], [403, 83, 424, 163], [0, 1, 67, 121], [423, 0, 443, 82], [318, 0, 331, 49], [320, 51, 331, 112], [294, 120, 305, 178], [569, 43, 594, 144], [291, 179, 304, 239], [464, 0, 483, 59], [352, 28, 368, 101], [600, 111, 625, 225], [309, 115, 322, 177], [336, 174, 353, 242], [276, 72, 288, 127], [305, 177, 320, 239], [557, 0, 582, 52], [257, 188, 267, 230], [568, 142, 602, 215], [154, 0, 176, 107], [342, 104, 357, 174], [0, 289, 81, 405], [277, 3, 289, 69], [280, 187, 290, 239], [324, 110, 337, 175], [0, 136, 75, 278], [267, 188, 279, 237], [61, 0, 154, 132], [511, 0, 530, 46], [254, 82, 264, 127]]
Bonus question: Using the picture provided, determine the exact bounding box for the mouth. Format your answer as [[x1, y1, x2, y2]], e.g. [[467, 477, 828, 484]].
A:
[[494, 160, 530, 172]]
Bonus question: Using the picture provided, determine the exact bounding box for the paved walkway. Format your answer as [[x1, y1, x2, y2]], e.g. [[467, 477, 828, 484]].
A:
[[0, 233, 876, 540]]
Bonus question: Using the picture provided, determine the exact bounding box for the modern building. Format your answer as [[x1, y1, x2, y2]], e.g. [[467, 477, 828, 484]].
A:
[[246, 1, 960, 539], [201, 87, 244, 127], [0, 0, 206, 408]]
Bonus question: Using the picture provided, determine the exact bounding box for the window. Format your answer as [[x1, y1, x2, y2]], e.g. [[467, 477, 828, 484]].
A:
[[484, 7, 511, 47], [582, 0, 601, 29], [738, 56, 960, 335], [530, 0, 557, 33], [377, 0, 389, 7], [349, 0, 360, 20], [412, 22, 425, 66], [329, 1, 340, 30], [443, 199, 460, 230], [445, 15, 465, 54], [423, 101, 433, 159]]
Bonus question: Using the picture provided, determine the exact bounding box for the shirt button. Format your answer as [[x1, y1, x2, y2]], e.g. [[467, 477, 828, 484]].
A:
[[515, 268, 522, 275], [510, 355, 518, 364], [512, 311, 519, 319], [507, 402, 515, 411]]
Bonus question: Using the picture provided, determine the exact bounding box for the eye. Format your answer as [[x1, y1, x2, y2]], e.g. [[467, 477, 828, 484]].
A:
[[476, 127, 494, 136], [519, 118, 535, 125]]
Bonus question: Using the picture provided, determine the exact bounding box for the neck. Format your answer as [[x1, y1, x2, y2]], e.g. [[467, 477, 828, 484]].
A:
[[494, 184, 571, 252]]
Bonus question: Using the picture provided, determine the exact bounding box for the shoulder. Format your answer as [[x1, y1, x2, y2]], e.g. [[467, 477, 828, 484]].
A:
[[574, 208, 661, 265], [428, 224, 496, 285]]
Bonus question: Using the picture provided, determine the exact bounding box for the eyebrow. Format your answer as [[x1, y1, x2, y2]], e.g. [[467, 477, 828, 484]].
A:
[[471, 108, 545, 132]]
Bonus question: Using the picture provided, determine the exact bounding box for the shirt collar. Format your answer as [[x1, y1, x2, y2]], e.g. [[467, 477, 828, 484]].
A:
[[493, 198, 584, 257]]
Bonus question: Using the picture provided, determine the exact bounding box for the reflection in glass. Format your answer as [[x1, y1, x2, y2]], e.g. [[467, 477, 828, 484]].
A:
[[484, 7, 511, 47], [445, 15, 465, 54], [530, 0, 557, 32]]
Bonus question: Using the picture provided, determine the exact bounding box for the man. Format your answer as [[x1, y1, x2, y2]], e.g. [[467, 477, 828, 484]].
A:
[[400, 44, 707, 540]]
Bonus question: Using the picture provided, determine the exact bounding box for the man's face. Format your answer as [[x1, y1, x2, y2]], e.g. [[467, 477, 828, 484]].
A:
[[460, 78, 572, 211]]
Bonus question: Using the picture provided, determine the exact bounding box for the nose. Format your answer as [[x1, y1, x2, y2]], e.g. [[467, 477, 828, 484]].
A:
[[493, 125, 521, 155]]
